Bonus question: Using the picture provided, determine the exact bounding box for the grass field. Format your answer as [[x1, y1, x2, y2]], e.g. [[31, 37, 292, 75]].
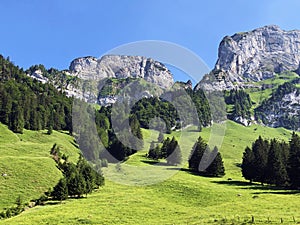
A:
[[1, 121, 300, 224], [0, 123, 79, 212]]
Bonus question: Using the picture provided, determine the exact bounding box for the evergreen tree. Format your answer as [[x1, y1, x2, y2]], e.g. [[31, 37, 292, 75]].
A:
[[206, 147, 225, 177], [67, 172, 86, 198], [161, 137, 170, 158], [241, 146, 255, 182], [252, 136, 269, 184], [266, 139, 289, 186], [77, 156, 96, 196], [188, 136, 207, 172], [165, 137, 177, 157], [148, 142, 160, 160], [9, 101, 24, 133], [288, 132, 300, 188], [165, 137, 182, 165], [52, 177, 68, 201]]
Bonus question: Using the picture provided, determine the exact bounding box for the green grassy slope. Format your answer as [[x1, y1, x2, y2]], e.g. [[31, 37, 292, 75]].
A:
[[246, 72, 299, 109], [0, 123, 79, 211], [2, 121, 300, 224]]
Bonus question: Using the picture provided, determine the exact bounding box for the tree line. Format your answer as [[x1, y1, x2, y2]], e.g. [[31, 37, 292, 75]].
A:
[[242, 133, 300, 188], [0, 55, 73, 134]]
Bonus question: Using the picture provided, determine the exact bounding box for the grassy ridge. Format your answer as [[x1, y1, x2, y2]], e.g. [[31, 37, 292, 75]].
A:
[[2, 121, 300, 224], [0, 123, 79, 211]]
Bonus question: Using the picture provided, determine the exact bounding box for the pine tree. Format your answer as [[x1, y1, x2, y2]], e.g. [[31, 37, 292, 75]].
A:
[[77, 156, 97, 196], [288, 132, 300, 188], [9, 101, 24, 133], [241, 146, 255, 182], [161, 137, 170, 158], [188, 136, 207, 172], [266, 139, 289, 186], [52, 178, 68, 201], [252, 136, 269, 184], [166, 137, 177, 158], [67, 173, 86, 198], [166, 140, 182, 166], [148, 142, 160, 160], [206, 147, 225, 177]]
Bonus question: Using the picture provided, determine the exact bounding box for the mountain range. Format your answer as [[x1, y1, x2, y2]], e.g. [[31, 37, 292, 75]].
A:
[[26, 25, 300, 130]]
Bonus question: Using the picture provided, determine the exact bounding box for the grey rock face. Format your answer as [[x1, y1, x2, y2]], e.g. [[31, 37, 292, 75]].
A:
[[255, 91, 300, 130], [28, 69, 48, 84], [198, 25, 300, 91], [69, 55, 174, 89]]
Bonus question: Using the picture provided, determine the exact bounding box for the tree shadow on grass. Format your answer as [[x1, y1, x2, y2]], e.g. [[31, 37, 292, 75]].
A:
[[42, 201, 63, 206], [181, 168, 221, 178], [212, 180, 253, 187], [212, 180, 300, 195], [140, 160, 168, 166], [252, 190, 300, 195]]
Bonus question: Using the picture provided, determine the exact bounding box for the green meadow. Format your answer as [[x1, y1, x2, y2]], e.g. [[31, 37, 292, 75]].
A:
[[1, 121, 300, 224]]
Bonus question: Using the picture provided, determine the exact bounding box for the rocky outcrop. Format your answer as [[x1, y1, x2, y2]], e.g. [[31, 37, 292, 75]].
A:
[[69, 55, 174, 89], [255, 82, 300, 130], [197, 25, 300, 91], [27, 55, 174, 104], [28, 69, 48, 84]]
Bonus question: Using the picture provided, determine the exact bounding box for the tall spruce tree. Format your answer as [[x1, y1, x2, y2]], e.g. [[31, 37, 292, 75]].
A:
[[266, 139, 289, 186], [9, 101, 24, 133], [206, 146, 225, 177], [241, 146, 256, 183], [161, 137, 170, 158], [52, 178, 68, 201], [188, 136, 207, 172], [252, 136, 269, 184], [288, 132, 300, 188], [166, 138, 182, 166]]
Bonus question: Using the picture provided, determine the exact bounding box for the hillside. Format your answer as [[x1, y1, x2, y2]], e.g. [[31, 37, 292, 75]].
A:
[[2, 122, 300, 224], [0, 123, 79, 212], [3, 23, 300, 224]]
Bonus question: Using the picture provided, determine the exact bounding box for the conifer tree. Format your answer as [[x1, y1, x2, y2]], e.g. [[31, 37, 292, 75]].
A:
[[161, 137, 170, 158], [241, 146, 255, 182], [206, 146, 225, 177], [166, 139, 182, 166], [52, 177, 68, 201], [266, 139, 289, 186], [252, 136, 269, 184], [288, 132, 300, 188], [188, 136, 207, 172], [9, 101, 24, 133]]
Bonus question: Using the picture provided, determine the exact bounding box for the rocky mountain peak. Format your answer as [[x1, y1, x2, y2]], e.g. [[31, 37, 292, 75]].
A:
[[69, 55, 174, 89], [198, 25, 300, 90]]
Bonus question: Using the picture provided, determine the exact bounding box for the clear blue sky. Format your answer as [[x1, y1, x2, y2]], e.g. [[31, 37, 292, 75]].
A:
[[1, 0, 300, 81]]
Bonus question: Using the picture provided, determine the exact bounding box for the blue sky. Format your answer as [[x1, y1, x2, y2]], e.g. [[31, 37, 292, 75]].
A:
[[1, 0, 300, 82]]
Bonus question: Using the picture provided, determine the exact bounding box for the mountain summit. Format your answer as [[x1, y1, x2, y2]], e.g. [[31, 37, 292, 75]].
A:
[[198, 25, 300, 90], [69, 55, 174, 89]]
